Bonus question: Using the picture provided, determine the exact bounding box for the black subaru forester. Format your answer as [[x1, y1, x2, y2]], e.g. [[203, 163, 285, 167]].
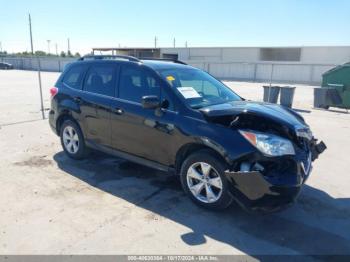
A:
[[49, 55, 326, 212]]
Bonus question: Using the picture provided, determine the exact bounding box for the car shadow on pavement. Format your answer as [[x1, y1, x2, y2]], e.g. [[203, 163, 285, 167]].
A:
[[53, 151, 350, 257]]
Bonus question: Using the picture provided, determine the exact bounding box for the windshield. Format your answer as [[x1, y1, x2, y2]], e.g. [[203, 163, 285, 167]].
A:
[[159, 68, 241, 109]]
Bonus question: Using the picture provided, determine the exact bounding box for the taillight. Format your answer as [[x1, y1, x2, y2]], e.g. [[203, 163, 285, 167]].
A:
[[50, 87, 58, 98]]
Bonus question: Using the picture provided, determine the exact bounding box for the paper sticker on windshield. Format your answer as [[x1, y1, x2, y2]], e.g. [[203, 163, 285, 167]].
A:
[[177, 87, 201, 99], [166, 75, 175, 81]]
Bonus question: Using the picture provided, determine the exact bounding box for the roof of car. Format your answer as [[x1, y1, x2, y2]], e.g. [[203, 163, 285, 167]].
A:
[[141, 60, 195, 70], [74, 55, 196, 71]]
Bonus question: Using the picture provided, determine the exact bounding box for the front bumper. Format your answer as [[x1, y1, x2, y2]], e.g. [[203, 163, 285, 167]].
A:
[[225, 140, 326, 212], [225, 170, 303, 212]]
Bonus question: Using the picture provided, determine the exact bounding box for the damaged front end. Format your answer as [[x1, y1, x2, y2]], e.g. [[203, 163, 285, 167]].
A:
[[200, 101, 327, 212]]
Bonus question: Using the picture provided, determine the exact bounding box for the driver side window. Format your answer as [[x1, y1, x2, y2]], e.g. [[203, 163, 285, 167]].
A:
[[119, 65, 160, 103], [118, 66, 174, 111]]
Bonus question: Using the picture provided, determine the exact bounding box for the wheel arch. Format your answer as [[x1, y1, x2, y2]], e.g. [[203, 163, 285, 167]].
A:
[[174, 142, 229, 175], [56, 111, 79, 135]]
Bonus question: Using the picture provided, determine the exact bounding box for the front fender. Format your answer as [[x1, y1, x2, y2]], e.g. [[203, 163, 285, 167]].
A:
[[187, 119, 257, 165], [192, 136, 231, 163], [171, 115, 257, 168]]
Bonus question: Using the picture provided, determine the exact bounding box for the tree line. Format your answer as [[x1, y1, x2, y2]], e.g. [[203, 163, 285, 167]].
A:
[[0, 50, 81, 57]]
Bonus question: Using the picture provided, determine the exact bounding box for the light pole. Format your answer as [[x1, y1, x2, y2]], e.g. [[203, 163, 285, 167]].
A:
[[29, 14, 34, 54], [47, 40, 51, 55], [67, 38, 70, 55], [28, 13, 45, 120]]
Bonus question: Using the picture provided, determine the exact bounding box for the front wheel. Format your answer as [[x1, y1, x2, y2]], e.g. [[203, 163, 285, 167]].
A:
[[180, 150, 233, 210], [60, 120, 88, 160]]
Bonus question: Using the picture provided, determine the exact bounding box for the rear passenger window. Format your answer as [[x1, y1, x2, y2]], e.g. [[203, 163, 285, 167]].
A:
[[62, 65, 86, 89], [84, 66, 115, 96], [119, 66, 160, 103]]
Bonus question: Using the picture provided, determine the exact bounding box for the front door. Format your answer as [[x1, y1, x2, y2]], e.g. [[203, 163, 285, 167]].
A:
[[111, 64, 177, 165]]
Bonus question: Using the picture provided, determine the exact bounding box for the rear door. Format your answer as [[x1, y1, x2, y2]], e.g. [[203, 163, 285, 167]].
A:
[[79, 63, 117, 147]]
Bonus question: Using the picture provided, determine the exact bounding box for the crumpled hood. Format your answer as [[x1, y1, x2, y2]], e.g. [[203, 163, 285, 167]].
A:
[[199, 101, 307, 130]]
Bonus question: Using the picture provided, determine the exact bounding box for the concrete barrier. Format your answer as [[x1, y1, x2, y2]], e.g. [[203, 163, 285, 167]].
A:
[[185, 61, 336, 85], [0, 56, 76, 72]]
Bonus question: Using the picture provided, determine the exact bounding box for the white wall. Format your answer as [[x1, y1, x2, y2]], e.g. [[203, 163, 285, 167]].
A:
[[209, 62, 256, 79], [161, 46, 350, 84], [301, 47, 350, 64], [3, 47, 347, 85], [184, 61, 336, 84], [162, 46, 350, 64], [161, 48, 190, 61], [188, 48, 221, 61], [221, 48, 260, 62], [0, 57, 76, 72]]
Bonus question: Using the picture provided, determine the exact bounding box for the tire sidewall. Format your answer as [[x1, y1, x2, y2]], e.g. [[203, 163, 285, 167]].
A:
[[180, 150, 233, 210], [60, 120, 86, 159]]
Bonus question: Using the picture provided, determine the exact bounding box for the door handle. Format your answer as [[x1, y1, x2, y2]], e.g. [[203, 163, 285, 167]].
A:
[[74, 97, 82, 104], [114, 108, 124, 115]]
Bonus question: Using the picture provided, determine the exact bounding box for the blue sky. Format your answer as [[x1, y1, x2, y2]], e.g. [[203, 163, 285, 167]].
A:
[[1, 0, 350, 54]]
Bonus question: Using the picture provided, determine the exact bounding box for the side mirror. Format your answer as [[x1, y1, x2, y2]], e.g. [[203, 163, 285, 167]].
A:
[[141, 96, 160, 109]]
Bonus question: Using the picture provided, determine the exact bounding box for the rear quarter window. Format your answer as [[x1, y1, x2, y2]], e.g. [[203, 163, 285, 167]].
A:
[[62, 65, 86, 89]]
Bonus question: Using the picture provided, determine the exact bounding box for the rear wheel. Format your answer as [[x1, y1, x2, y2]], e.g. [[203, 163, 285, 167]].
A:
[[60, 120, 88, 159], [180, 150, 233, 210]]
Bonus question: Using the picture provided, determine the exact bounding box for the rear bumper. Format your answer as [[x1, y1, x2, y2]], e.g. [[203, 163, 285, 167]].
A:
[[48, 109, 58, 135]]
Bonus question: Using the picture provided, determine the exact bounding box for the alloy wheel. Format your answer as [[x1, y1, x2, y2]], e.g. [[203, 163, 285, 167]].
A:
[[186, 162, 223, 203], [62, 125, 79, 154]]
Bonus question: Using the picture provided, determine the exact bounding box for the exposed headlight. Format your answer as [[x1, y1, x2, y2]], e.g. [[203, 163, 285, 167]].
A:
[[239, 130, 295, 156]]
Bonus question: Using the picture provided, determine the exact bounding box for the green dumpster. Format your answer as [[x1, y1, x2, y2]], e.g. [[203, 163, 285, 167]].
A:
[[321, 62, 350, 109]]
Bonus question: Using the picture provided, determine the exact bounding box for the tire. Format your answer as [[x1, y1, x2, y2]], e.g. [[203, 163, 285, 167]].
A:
[[180, 149, 233, 210], [60, 119, 88, 160]]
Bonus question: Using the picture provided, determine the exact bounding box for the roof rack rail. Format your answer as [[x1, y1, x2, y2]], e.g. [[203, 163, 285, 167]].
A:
[[141, 58, 188, 65], [78, 55, 140, 62]]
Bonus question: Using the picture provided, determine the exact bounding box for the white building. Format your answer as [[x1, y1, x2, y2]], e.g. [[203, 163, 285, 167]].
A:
[[102, 46, 350, 85]]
